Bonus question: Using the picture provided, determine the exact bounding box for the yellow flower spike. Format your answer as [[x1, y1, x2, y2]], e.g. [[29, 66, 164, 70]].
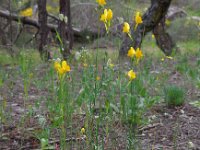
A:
[[81, 127, 85, 135], [20, 7, 33, 17], [100, 8, 113, 33], [135, 48, 143, 60], [134, 12, 143, 30], [127, 47, 136, 58], [123, 22, 130, 33], [54, 61, 61, 71], [127, 70, 136, 81], [100, 9, 108, 22], [107, 9, 113, 21], [96, 0, 106, 7], [54, 60, 70, 77], [135, 12, 143, 24], [62, 61, 71, 72]]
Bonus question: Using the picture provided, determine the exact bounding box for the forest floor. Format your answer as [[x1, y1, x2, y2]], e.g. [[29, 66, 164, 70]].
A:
[[0, 40, 200, 149]]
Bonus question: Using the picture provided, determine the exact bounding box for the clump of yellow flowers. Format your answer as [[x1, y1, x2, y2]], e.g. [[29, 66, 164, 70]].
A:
[[127, 47, 143, 61], [97, 0, 113, 33], [100, 9, 113, 23], [100, 8, 113, 32], [54, 60, 70, 77]]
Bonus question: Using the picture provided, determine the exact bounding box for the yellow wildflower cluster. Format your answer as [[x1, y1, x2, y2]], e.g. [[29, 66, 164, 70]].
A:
[[19, 8, 33, 17], [98, 0, 113, 33], [127, 47, 143, 61], [100, 9, 113, 23], [54, 60, 70, 77]]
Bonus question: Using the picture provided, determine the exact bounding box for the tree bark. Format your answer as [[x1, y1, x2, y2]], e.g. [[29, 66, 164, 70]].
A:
[[120, 0, 175, 56], [66, 0, 73, 52], [59, 0, 73, 59], [37, 0, 50, 60]]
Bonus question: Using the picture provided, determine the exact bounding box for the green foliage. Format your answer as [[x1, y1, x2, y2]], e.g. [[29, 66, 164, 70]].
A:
[[163, 85, 185, 106]]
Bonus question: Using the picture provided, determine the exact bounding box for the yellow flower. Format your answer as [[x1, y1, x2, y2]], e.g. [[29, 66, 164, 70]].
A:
[[100, 9, 113, 22], [54, 60, 70, 76], [20, 8, 33, 17], [107, 9, 113, 21], [57, 67, 65, 76], [161, 58, 165, 61], [127, 47, 136, 58], [135, 48, 143, 60], [152, 34, 155, 39], [123, 22, 130, 33], [100, 9, 108, 22], [81, 127, 85, 135], [135, 12, 143, 25], [134, 12, 143, 30], [100, 9, 113, 33], [96, 0, 106, 6], [54, 61, 61, 70], [62, 61, 71, 72], [127, 70, 136, 81], [96, 76, 100, 81]]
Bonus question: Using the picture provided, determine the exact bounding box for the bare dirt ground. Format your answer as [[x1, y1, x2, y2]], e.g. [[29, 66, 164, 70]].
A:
[[0, 60, 200, 150]]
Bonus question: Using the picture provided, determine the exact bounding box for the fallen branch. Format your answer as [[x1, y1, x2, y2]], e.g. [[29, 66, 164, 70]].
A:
[[0, 10, 99, 40]]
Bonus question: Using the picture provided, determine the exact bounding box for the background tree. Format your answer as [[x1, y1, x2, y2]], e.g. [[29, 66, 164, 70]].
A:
[[59, 0, 73, 60], [120, 0, 175, 56], [37, 0, 50, 60]]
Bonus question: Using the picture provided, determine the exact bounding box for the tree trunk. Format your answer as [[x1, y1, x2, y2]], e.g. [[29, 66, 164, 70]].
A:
[[66, 0, 73, 51], [59, 0, 73, 60], [120, 0, 175, 56], [37, 0, 50, 60]]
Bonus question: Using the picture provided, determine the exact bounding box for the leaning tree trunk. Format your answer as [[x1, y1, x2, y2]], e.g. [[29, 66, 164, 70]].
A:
[[120, 0, 175, 56], [59, 0, 73, 60], [37, 0, 50, 60]]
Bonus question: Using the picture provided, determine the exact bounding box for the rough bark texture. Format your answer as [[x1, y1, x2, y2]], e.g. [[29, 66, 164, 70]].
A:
[[37, 0, 50, 60], [153, 17, 175, 55], [120, 0, 174, 56], [59, 0, 73, 59]]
